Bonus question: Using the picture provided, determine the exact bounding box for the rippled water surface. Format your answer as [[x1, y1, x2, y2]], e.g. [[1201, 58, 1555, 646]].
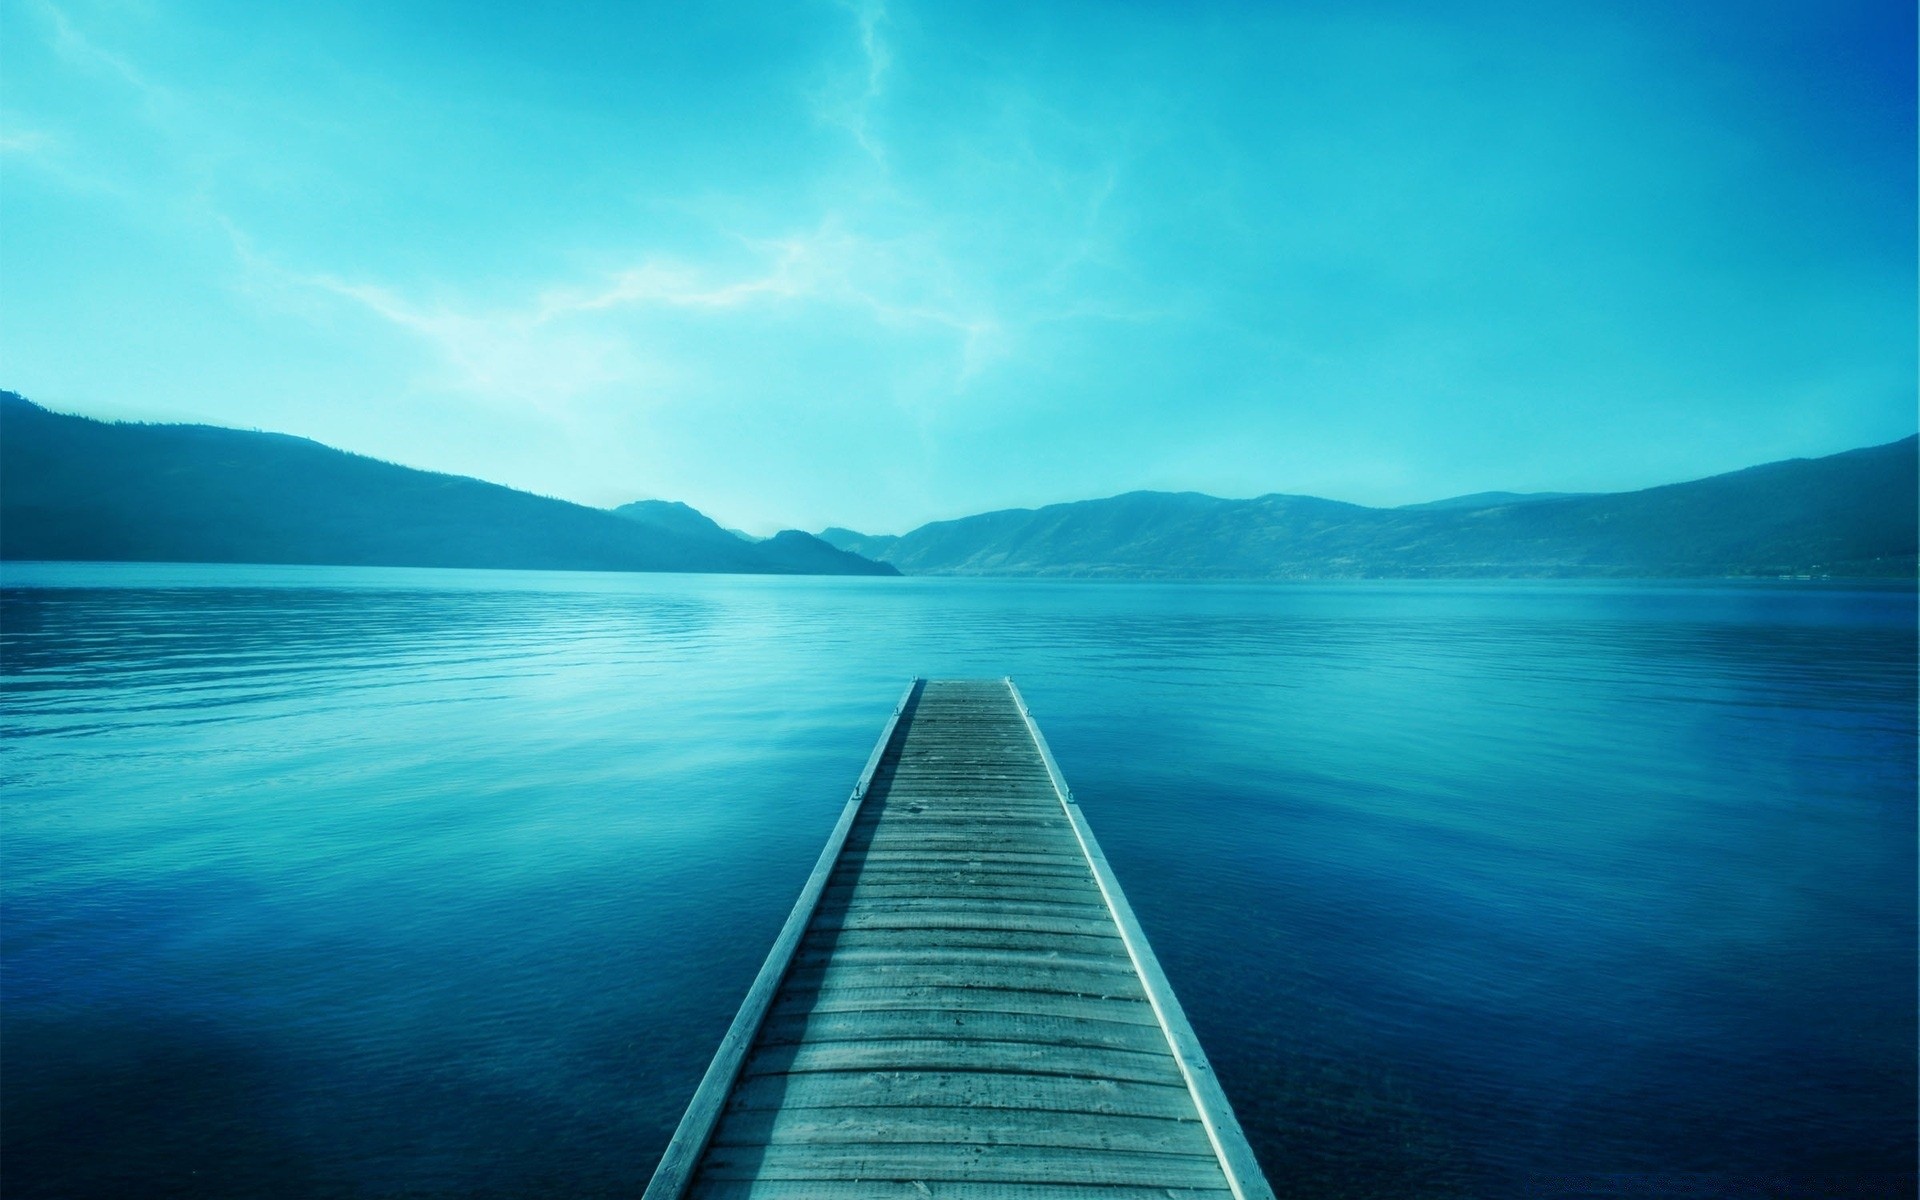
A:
[[2, 563, 1913, 1198]]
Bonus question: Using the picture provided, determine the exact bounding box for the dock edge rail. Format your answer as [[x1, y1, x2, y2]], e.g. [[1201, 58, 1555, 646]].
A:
[[641, 677, 924, 1200], [1006, 678, 1277, 1200]]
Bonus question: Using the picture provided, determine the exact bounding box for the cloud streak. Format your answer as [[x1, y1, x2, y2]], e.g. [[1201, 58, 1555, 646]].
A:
[[37, 1, 173, 119], [814, 0, 893, 161], [241, 215, 1005, 408], [0, 126, 54, 154]]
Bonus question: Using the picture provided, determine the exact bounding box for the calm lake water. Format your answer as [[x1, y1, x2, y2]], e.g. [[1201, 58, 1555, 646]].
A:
[[2, 563, 1913, 1199]]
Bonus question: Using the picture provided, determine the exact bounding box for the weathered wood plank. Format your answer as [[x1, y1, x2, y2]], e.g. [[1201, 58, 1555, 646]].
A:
[[789, 944, 1145, 979], [768, 984, 1161, 1027], [781, 960, 1148, 999], [823, 878, 1098, 901], [868, 783, 1057, 795], [800, 925, 1124, 958], [809, 909, 1124, 938], [696, 1143, 1231, 1186], [840, 830, 1079, 852], [741, 1037, 1180, 1086], [827, 865, 1098, 888], [812, 896, 1114, 922], [827, 871, 1098, 893], [854, 808, 1068, 824], [819, 880, 1100, 906], [834, 849, 1091, 871], [845, 828, 1072, 849], [757, 1008, 1176, 1055], [711, 1104, 1214, 1155], [722, 1068, 1199, 1118], [694, 1184, 1230, 1200]]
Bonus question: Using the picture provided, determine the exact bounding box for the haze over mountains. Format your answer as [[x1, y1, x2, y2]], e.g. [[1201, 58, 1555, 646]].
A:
[[0, 393, 895, 576], [1, 391, 1911, 580], [820, 438, 1917, 579]]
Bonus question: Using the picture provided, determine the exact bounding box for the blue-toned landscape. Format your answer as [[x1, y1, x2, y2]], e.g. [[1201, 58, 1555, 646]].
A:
[[5, 0, 1916, 1196], [2, 568, 1913, 1197]]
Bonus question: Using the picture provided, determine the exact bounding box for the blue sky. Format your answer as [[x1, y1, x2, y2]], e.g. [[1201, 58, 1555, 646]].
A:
[[4, 1, 1913, 534]]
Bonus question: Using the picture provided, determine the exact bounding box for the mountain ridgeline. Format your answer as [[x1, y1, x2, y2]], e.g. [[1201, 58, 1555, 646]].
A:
[[820, 438, 1917, 579], [0, 393, 896, 575], [3, 390, 1909, 580], [609, 500, 887, 575]]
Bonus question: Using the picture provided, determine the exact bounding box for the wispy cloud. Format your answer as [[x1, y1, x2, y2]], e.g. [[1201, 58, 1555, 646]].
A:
[[0, 125, 54, 154], [30, 0, 1162, 430], [813, 0, 893, 161], [228, 213, 1004, 407], [37, 1, 173, 119], [561, 220, 1009, 380], [315, 277, 655, 407], [15, 3, 211, 205]]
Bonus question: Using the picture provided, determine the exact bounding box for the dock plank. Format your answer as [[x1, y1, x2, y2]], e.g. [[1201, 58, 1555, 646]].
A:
[[695, 1185, 1229, 1200], [758, 1009, 1176, 1054], [696, 1143, 1231, 1186], [740, 1038, 1181, 1088], [789, 945, 1145, 981], [780, 961, 1149, 1000], [712, 1106, 1214, 1155], [811, 909, 1126, 938], [723, 1069, 1202, 1119], [768, 985, 1161, 1027], [800, 925, 1126, 957], [820, 880, 1102, 906], [833, 850, 1089, 868]]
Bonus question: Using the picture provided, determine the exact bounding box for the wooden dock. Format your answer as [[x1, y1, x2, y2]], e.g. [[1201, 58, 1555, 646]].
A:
[[645, 678, 1274, 1199]]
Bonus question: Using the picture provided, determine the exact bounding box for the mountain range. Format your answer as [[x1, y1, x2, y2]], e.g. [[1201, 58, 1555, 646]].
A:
[[0, 392, 895, 575], [3, 390, 1911, 580], [819, 437, 1916, 579]]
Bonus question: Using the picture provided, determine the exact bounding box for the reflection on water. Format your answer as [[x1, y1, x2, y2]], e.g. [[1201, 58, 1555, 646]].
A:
[[2, 562, 1914, 1198]]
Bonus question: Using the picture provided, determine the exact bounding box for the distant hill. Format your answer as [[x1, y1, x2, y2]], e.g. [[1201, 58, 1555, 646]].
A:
[[611, 501, 888, 575], [753, 530, 902, 575], [0, 393, 897, 576], [818, 526, 900, 560], [610, 499, 745, 547], [818, 438, 1917, 579]]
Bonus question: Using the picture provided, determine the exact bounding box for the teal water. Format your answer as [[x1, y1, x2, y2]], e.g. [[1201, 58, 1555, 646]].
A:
[[2, 563, 1913, 1198]]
